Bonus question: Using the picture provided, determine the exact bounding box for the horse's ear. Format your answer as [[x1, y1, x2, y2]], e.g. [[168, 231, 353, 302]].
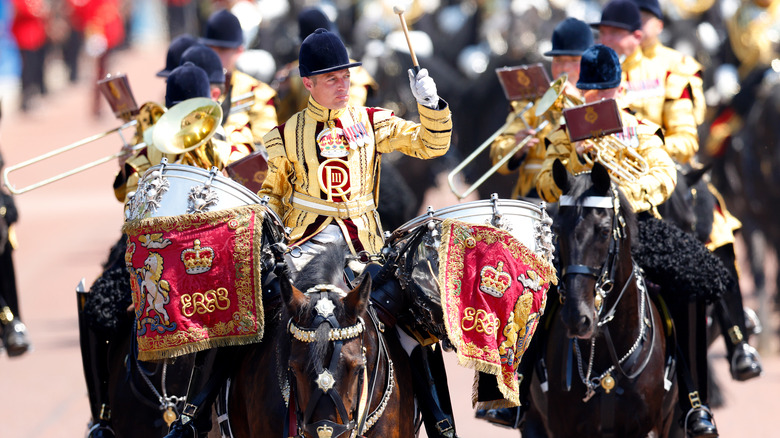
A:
[[279, 273, 307, 312], [345, 273, 371, 317], [684, 163, 711, 187], [552, 159, 571, 194], [591, 162, 611, 194]]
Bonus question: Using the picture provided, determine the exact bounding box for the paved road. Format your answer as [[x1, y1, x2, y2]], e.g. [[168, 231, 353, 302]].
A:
[[1, 44, 777, 438]]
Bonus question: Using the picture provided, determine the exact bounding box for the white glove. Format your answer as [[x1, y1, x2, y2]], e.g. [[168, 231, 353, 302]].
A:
[[408, 68, 440, 109]]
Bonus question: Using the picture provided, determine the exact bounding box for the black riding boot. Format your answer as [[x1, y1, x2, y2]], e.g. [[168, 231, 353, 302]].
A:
[[674, 299, 718, 438], [164, 348, 236, 438], [711, 244, 762, 381], [0, 240, 30, 357], [77, 285, 115, 438], [409, 344, 459, 438]]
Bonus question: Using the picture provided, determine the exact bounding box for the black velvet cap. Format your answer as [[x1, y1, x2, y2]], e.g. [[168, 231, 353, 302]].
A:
[[544, 18, 595, 56], [631, 0, 663, 19], [200, 9, 243, 49], [577, 44, 622, 90], [165, 62, 211, 107], [591, 0, 642, 32], [180, 44, 225, 85], [157, 34, 197, 78], [298, 29, 361, 78], [298, 7, 333, 41]]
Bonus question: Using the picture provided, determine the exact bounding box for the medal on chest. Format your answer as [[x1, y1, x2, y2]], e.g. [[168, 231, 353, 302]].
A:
[[615, 126, 639, 148], [317, 121, 350, 157]]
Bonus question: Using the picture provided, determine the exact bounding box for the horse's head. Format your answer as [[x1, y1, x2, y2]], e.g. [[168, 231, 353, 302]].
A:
[[552, 160, 636, 339], [279, 244, 373, 438]]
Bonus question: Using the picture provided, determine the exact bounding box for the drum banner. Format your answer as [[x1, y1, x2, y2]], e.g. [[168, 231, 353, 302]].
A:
[[438, 219, 557, 408], [122, 204, 265, 361]]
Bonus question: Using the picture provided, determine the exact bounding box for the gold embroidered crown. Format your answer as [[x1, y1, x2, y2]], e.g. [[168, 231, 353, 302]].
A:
[[479, 261, 512, 298], [316, 424, 334, 438], [180, 239, 215, 274]]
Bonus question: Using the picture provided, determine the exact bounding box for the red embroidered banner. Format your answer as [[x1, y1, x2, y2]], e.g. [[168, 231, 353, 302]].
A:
[[438, 219, 557, 408], [122, 204, 266, 361]]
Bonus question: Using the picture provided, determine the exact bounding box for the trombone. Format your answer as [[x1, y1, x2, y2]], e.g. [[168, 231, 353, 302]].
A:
[[2, 91, 249, 194], [3, 99, 223, 195], [447, 75, 581, 199]]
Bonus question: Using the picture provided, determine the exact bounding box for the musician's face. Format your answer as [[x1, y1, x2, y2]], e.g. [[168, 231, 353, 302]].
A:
[[581, 86, 621, 103], [639, 12, 663, 46], [552, 56, 581, 87], [209, 45, 243, 73], [598, 25, 642, 58], [303, 69, 351, 110]]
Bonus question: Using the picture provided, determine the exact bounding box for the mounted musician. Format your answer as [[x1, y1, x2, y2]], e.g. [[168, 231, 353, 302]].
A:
[[199, 8, 278, 149], [536, 44, 722, 438], [259, 28, 460, 438], [488, 18, 592, 201], [622, 0, 763, 383], [475, 17, 594, 429], [273, 7, 377, 125], [80, 61, 256, 438]]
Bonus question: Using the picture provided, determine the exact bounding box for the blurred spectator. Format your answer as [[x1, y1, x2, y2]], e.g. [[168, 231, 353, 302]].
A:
[[66, 0, 126, 118], [11, 0, 50, 112]]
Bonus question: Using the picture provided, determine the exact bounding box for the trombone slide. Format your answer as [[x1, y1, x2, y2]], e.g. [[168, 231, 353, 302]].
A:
[[448, 119, 549, 199], [3, 120, 141, 195]]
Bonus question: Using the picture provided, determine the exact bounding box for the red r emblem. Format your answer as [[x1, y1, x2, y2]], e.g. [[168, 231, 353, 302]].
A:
[[318, 158, 351, 201]]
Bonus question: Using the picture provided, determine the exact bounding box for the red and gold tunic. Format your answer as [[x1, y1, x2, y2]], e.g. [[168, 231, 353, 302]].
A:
[[536, 110, 676, 216], [222, 70, 278, 148], [260, 96, 452, 255], [621, 48, 699, 164]]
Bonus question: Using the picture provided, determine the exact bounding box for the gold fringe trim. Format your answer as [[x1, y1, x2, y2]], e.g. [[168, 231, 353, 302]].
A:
[[126, 204, 268, 361]]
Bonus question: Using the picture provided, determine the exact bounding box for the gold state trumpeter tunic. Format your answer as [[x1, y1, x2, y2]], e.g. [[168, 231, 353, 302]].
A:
[[222, 70, 278, 148], [260, 96, 452, 255], [536, 110, 676, 215]]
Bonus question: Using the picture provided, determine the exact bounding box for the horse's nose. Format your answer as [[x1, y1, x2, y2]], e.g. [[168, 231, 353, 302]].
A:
[[576, 315, 592, 334]]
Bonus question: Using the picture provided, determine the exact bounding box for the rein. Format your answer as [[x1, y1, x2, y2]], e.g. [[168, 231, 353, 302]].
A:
[[285, 287, 394, 438], [559, 187, 656, 402]]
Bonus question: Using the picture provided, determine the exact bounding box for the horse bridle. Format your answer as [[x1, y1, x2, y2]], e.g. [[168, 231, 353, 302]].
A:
[[558, 187, 626, 315], [285, 285, 389, 438], [557, 187, 656, 398]]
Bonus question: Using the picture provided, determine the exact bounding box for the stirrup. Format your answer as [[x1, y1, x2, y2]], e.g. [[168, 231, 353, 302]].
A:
[[684, 405, 718, 438]]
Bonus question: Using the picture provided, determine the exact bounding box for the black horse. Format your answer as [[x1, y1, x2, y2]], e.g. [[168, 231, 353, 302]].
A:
[[523, 162, 676, 437], [220, 244, 415, 437]]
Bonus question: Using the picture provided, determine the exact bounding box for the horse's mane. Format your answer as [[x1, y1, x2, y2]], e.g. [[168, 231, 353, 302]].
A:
[[561, 172, 638, 243], [289, 243, 353, 374]]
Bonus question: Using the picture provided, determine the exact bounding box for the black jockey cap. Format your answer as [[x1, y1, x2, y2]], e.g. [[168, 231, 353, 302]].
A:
[[157, 34, 197, 78], [630, 0, 663, 19], [298, 28, 361, 78], [180, 44, 225, 85], [577, 44, 622, 90], [165, 62, 211, 107], [200, 9, 243, 49], [298, 7, 334, 41], [591, 0, 642, 32], [544, 18, 594, 56]]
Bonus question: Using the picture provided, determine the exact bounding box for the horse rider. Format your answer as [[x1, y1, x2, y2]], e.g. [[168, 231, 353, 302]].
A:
[[199, 8, 278, 149], [536, 44, 720, 438], [624, 0, 764, 382], [257, 28, 459, 438], [488, 17, 593, 202], [80, 62, 255, 438], [273, 6, 377, 125], [476, 16, 594, 429], [156, 33, 197, 79], [0, 147, 30, 357]]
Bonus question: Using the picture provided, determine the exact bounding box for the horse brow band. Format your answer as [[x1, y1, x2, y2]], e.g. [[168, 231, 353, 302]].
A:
[[559, 195, 612, 209]]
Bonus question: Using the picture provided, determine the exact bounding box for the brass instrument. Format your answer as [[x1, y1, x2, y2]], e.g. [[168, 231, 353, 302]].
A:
[[447, 74, 581, 199], [3, 99, 222, 195], [580, 134, 649, 184]]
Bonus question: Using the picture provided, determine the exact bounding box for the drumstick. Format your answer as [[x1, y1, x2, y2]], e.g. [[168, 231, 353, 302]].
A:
[[393, 5, 420, 73]]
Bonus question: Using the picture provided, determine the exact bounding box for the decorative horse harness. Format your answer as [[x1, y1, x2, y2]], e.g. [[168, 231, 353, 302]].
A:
[[284, 284, 395, 438], [557, 187, 659, 403]]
